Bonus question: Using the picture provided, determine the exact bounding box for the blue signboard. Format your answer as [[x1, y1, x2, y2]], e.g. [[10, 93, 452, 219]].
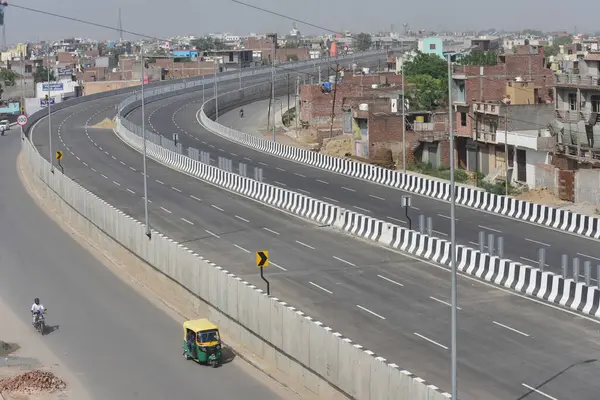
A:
[[40, 98, 56, 107], [42, 83, 64, 91], [57, 67, 73, 76]]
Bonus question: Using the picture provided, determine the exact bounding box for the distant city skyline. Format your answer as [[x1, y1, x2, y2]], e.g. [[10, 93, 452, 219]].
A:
[[5, 0, 600, 44]]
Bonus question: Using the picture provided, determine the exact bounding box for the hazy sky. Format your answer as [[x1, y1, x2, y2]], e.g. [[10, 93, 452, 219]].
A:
[[5, 0, 600, 44]]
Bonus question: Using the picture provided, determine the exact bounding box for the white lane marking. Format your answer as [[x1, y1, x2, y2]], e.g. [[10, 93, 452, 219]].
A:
[[298, 189, 311, 194], [521, 384, 558, 400], [101, 174, 108, 179], [160, 207, 172, 214], [478, 225, 502, 233], [235, 215, 249, 223], [323, 196, 339, 203], [129, 166, 137, 171], [274, 181, 287, 186], [171, 186, 182, 193], [76, 156, 80, 161], [234, 244, 250, 253], [258, 161, 268, 166], [295, 240, 315, 250], [230, 152, 237, 156], [525, 238, 550, 247], [82, 162, 88, 167], [353, 206, 371, 213], [411, 206, 421, 210], [218, 148, 225, 152], [520, 256, 548, 267], [244, 157, 252, 161], [577, 252, 600, 261], [270, 262, 287, 271], [111, 156, 117, 160], [333, 256, 356, 267], [316, 179, 329, 184], [434, 230, 448, 236], [112, 181, 121, 186], [438, 214, 453, 220], [209, 144, 215, 148], [156, 179, 164, 185], [205, 230, 220, 239], [309, 281, 333, 294], [190, 195, 202, 202], [414, 333, 448, 350], [276, 167, 286, 172], [369, 194, 385, 200], [430, 296, 462, 310], [341, 186, 355, 192], [211, 205, 224, 212], [180, 218, 194, 225], [263, 227, 280, 235], [142, 197, 153, 203], [356, 305, 386, 320], [493, 321, 530, 337], [294, 172, 306, 178], [127, 189, 136, 195], [387, 216, 406, 224], [120, 161, 126, 166], [377, 274, 403, 287]]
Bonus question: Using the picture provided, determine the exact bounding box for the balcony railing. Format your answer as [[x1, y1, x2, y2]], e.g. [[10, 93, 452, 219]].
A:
[[556, 109, 600, 123], [555, 74, 600, 87], [557, 143, 600, 163]]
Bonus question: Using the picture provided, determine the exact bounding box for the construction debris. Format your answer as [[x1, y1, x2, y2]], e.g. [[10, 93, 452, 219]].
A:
[[0, 370, 67, 394], [89, 118, 116, 129]]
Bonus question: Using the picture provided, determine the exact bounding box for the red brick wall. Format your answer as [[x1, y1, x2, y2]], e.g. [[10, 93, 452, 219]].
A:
[[454, 105, 473, 137], [277, 48, 309, 62], [300, 83, 368, 127]]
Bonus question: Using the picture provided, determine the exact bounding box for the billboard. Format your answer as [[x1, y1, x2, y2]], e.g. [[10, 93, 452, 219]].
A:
[[42, 82, 64, 91]]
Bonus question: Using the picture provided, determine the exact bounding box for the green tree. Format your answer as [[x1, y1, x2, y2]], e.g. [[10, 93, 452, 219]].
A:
[[521, 29, 545, 37], [458, 51, 498, 66], [353, 33, 372, 52], [33, 66, 56, 83], [0, 68, 17, 87], [406, 74, 445, 111], [191, 36, 228, 53], [543, 35, 573, 57], [403, 51, 447, 80]]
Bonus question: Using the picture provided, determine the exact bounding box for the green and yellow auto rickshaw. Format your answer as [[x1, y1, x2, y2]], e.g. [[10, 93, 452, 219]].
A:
[[183, 319, 222, 367]]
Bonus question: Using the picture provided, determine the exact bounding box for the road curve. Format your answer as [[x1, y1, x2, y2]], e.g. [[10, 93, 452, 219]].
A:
[[2, 125, 291, 399], [26, 83, 600, 399], [130, 91, 600, 282]]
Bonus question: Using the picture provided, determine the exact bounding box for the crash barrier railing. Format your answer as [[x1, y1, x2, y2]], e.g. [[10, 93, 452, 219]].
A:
[[116, 113, 600, 323], [197, 84, 600, 241], [22, 126, 452, 400]]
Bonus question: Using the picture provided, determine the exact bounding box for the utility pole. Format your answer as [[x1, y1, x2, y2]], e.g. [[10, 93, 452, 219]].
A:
[[504, 102, 509, 196], [401, 60, 406, 173], [239, 54, 242, 89], [46, 49, 53, 173], [140, 44, 150, 238], [447, 54, 458, 400], [295, 75, 300, 136], [318, 65, 321, 84], [329, 63, 341, 139], [287, 73, 290, 113], [271, 61, 276, 141], [214, 60, 219, 122]]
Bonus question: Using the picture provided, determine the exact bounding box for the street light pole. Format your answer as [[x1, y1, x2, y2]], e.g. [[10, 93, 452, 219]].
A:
[[140, 44, 151, 239], [401, 60, 406, 173], [214, 60, 219, 122], [47, 50, 54, 173], [504, 102, 509, 196], [446, 54, 458, 400]]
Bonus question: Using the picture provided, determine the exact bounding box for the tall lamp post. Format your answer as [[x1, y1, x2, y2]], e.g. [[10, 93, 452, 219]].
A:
[[140, 44, 151, 239], [446, 54, 458, 400], [46, 49, 54, 173], [214, 59, 219, 122]]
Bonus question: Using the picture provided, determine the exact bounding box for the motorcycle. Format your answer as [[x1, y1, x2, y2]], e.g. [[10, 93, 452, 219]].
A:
[[239, 109, 244, 118], [33, 309, 47, 335]]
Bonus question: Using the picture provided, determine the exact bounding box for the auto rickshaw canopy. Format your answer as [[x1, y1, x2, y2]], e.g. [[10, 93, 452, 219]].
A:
[[183, 319, 218, 337]]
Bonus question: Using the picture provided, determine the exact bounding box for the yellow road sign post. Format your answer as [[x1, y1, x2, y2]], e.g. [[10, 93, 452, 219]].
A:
[[256, 251, 270, 295], [55, 151, 63, 160]]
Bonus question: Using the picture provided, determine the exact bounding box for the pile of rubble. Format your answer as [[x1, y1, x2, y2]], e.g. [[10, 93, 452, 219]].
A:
[[0, 370, 67, 394]]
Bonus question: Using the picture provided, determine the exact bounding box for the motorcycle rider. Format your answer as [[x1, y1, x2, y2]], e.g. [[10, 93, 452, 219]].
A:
[[239, 108, 244, 118], [31, 298, 45, 325]]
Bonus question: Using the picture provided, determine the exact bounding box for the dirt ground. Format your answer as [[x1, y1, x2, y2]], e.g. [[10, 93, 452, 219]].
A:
[[88, 118, 116, 130], [514, 187, 600, 216]]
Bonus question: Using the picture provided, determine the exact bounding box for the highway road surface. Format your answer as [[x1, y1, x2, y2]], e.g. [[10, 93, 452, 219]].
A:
[[126, 90, 600, 283], [26, 84, 600, 400], [0, 128, 293, 399]]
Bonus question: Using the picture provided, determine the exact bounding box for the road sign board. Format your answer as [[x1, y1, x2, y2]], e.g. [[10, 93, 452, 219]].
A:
[[17, 114, 28, 126], [401, 195, 412, 208], [256, 251, 269, 267], [55, 151, 63, 160]]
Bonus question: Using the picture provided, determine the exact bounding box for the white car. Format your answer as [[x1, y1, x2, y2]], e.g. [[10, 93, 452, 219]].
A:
[[0, 120, 9, 132]]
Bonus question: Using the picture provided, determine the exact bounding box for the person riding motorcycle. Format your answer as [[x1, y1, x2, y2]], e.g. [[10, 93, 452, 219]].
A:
[[31, 298, 45, 325], [239, 108, 244, 118]]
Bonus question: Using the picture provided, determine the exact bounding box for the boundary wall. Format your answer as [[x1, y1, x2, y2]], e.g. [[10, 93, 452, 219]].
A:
[[115, 114, 600, 320], [194, 85, 600, 240], [22, 125, 451, 400]]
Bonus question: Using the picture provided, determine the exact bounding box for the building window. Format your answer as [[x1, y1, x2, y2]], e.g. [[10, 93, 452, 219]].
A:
[[429, 43, 436, 50], [568, 93, 577, 111], [460, 112, 467, 126], [592, 95, 600, 113]]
